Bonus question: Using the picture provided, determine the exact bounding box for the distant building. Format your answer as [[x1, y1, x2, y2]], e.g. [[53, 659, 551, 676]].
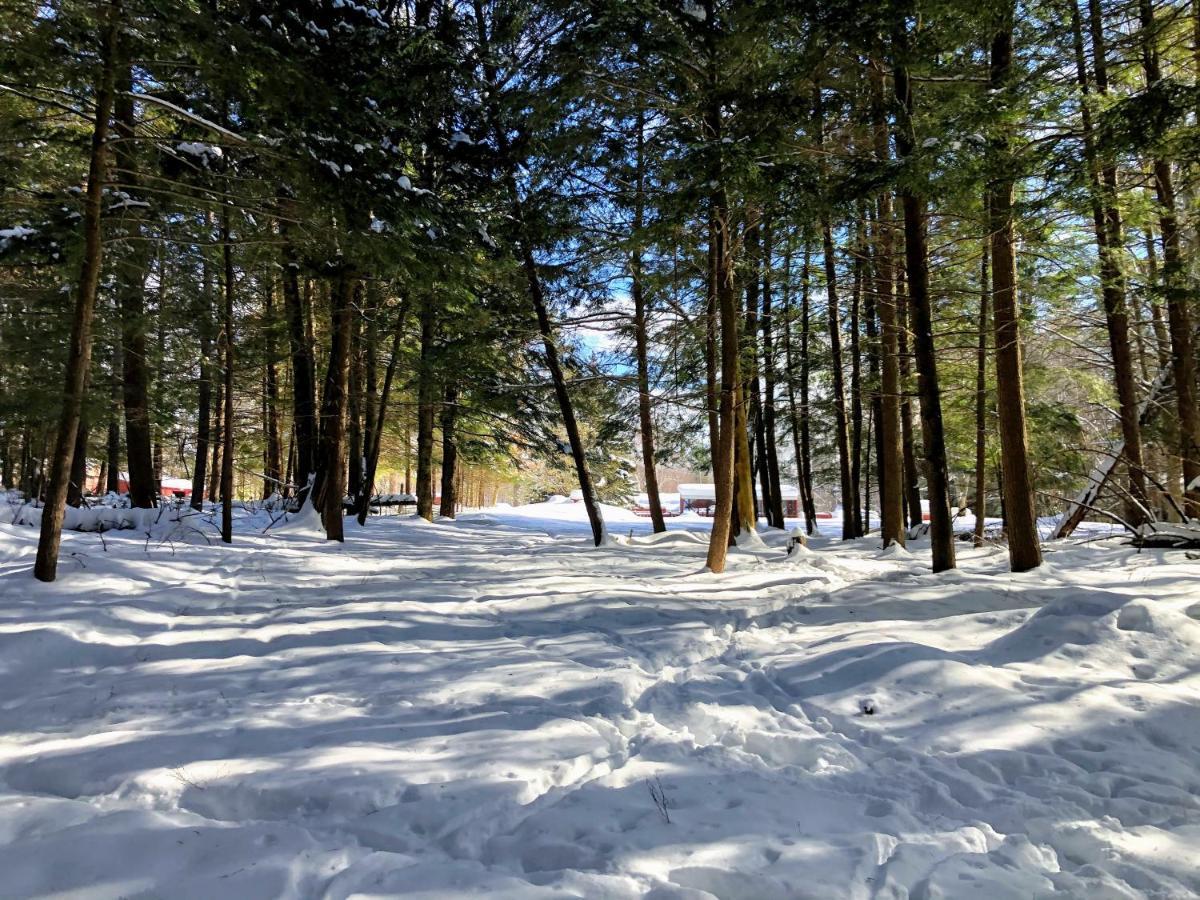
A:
[[160, 477, 193, 499], [632, 492, 683, 517], [677, 483, 801, 519], [83, 465, 193, 499]]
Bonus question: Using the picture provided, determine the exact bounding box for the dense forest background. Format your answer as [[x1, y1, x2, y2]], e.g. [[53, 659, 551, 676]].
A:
[[2, 0, 1198, 580]]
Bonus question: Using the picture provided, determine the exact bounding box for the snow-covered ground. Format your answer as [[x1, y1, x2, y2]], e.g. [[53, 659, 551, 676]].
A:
[[0, 500, 1197, 898]]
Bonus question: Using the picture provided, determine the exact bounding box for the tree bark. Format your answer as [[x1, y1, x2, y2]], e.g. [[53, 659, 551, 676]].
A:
[[822, 217, 855, 540], [698, 0, 738, 568], [439, 383, 458, 518], [705, 213, 720, 464], [783, 240, 808, 529], [734, 355, 755, 539], [152, 258, 167, 496], [361, 284, 379, 505], [263, 279, 283, 499], [347, 312, 363, 502], [473, 0, 605, 545], [987, 13, 1041, 571], [279, 217, 318, 503], [741, 223, 763, 538], [974, 243, 990, 547], [798, 243, 818, 531], [106, 361, 122, 494], [897, 263, 923, 531], [357, 299, 408, 525], [316, 272, 355, 541], [66, 417, 88, 508], [113, 66, 157, 510], [35, 2, 120, 580], [191, 242, 213, 510], [705, 204, 739, 571], [870, 59, 904, 547], [208, 362, 223, 504], [813, 84, 856, 540], [849, 216, 865, 536], [893, 32, 957, 571], [415, 301, 436, 521], [760, 219, 785, 528], [220, 208, 235, 544], [631, 106, 666, 533]]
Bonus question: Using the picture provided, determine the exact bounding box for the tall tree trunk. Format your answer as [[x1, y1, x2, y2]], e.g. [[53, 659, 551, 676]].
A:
[[208, 365, 223, 503], [632, 252, 665, 534], [822, 217, 855, 540], [439, 383, 458, 518], [20, 429, 33, 499], [191, 246, 213, 510], [285, 427, 295, 497], [893, 32, 957, 571], [741, 222, 763, 538], [520, 235, 607, 545], [474, 0, 605, 546], [783, 240, 815, 532], [632, 106, 665, 533], [357, 300, 408, 525], [1136, 0, 1200, 516], [415, 302, 436, 521], [279, 217, 318, 504], [263, 280, 283, 498], [1142, 224, 1183, 517], [974, 243, 990, 547], [705, 205, 739, 571], [760, 219, 785, 528], [864, 228, 883, 536], [849, 216, 865, 536], [799, 243, 818, 531], [705, 213, 720, 464], [152, 257, 166, 496], [113, 66, 157, 510], [36, 431, 49, 502], [869, 58, 904, 547], [403, 409, 412, 495], [814, 83, 855, 540], [347, 313, 363, 502], [106, 355, 122, 494], [897, 263, 923, 530], [19, 428, 31, 499], [1073, 0, 1150, 525], [361, 284, 379, 506], [315, 272, 355, 541], [66, 417, 88, 508], [220, 208, 235, 544], [699, 0, 738, 568], [987, 12, 1041, 571], [34, 1, 120, 582], [734, 361, 756, 539]]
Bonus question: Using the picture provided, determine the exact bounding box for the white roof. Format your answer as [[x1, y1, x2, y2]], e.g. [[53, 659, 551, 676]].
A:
[[634, 493, 680, 507], [678, 483, 799, 501]]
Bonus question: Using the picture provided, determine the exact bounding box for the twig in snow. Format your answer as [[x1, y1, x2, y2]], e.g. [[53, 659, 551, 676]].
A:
[[169, 767, 207, 791], [647, 776, 671, 824]]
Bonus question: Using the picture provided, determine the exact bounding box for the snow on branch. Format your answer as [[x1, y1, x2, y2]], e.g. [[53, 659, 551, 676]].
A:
[[126, 93, 247, 145]]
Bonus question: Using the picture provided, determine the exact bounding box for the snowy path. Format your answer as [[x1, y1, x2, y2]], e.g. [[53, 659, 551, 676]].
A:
[[0, 508, 1197, 898]]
